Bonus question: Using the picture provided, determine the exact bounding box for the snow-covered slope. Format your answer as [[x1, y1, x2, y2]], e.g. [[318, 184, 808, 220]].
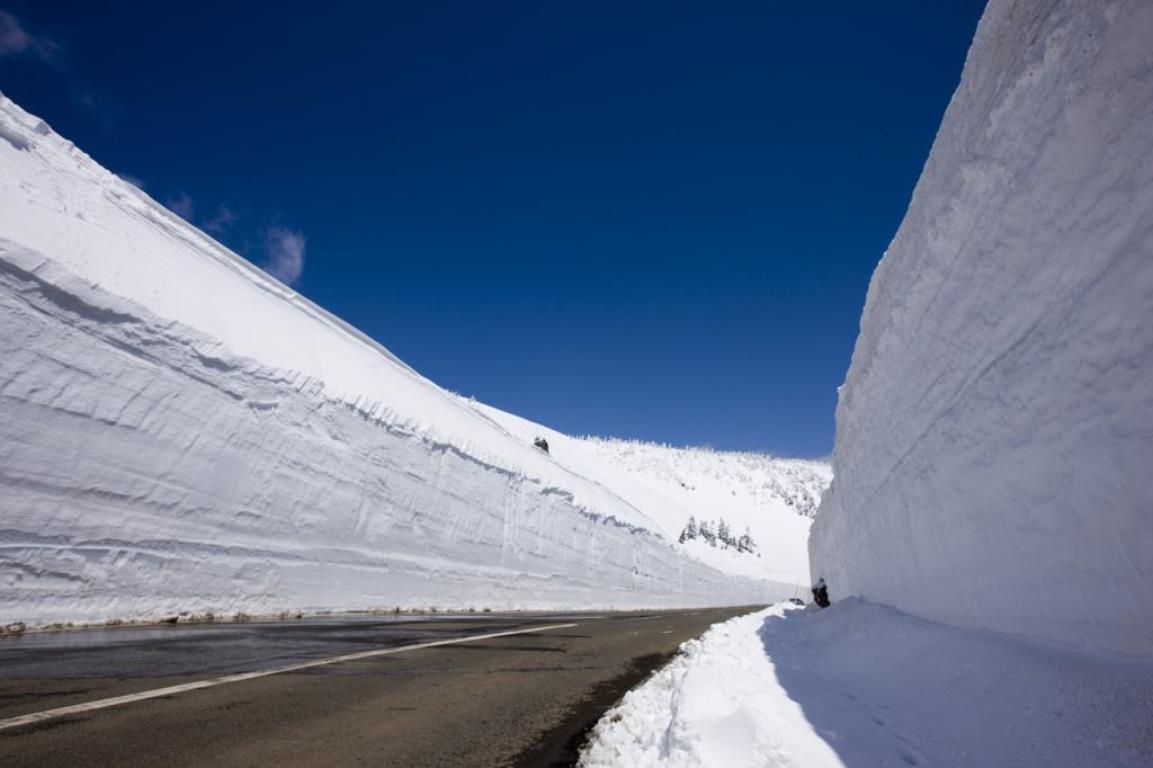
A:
[[470, 407, 828, 587], [0, 94, 817, 626], [810, 0, 1153, 655], [576, 439, 827, 585]]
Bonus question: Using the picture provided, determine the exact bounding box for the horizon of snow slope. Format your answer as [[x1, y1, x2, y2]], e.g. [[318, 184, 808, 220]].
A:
[[579, 601, 1153, 767], [0, 93, 820, 627], [810, 0, 1153, 655]]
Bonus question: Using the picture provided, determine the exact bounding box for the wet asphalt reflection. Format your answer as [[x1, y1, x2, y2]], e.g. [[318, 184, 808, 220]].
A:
[[0, 614, 597, 679]]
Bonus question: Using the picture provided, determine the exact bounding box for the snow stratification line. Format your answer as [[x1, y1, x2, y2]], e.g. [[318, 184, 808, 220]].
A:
[[0, 622, 579, 732]]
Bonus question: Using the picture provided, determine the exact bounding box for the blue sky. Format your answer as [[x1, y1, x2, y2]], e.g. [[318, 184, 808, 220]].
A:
[[0, 1, 986, 457]]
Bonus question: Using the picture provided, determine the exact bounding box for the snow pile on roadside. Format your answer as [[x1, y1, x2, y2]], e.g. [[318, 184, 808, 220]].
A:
[[0, 92, 801, 627], [580, 604, 840, 768], [581, 600, 1153, 767], [810, 0, 1153, 654]]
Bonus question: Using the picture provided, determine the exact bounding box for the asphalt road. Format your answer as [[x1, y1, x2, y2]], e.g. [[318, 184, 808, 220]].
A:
[[0, 606, 757, 767]]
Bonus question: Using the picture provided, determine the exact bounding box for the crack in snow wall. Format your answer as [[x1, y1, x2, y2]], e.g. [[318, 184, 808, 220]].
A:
[[0, 244, 786, 625], [810, 0, 1153, 655]]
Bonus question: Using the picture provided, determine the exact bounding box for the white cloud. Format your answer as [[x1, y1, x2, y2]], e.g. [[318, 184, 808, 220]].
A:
[[263, 227, 306, 286], [0, 11, 58, 61], [167, 192, 195, 221], [202, 204, 237, 235]]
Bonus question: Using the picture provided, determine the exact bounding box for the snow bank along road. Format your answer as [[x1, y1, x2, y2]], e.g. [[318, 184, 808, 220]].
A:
[[0, 607, 753, 767], [809, 0, 1153, 654], [0, 93, 811, 626], [581, 603, 1153, 768]]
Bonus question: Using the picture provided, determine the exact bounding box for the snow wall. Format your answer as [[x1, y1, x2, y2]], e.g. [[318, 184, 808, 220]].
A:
[[810, 0, 1153, 655], [0, 97, 790, 626]]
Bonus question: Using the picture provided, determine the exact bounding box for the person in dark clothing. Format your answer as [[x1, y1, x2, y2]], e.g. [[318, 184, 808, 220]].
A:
[[533, 436, 550, 454], [812, 577, 830, 608]]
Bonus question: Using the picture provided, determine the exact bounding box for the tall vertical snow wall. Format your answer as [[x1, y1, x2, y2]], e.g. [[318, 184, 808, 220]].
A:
[[810, 0, 1153, 655]]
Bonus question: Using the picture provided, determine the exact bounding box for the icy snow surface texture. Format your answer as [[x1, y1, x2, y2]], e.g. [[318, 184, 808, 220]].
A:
[[0, 94, 815, 626], [580, 600, 1153, 768], [809, 0, 1153, 655]]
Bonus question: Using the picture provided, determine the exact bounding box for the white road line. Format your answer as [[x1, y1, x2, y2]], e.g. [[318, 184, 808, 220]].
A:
[[0, 622, 578, 733]]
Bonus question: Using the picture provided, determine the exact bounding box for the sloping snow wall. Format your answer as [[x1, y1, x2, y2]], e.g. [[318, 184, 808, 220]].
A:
[[0, 97, 787, 626], [810, 0, 1153, 655]]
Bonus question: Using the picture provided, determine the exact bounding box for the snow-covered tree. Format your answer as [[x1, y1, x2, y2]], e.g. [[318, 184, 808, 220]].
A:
[[698, 519, 716, 546], [717, 518, 733, 548], [678, 516, 699, 544], [737, 527, 757, 554]]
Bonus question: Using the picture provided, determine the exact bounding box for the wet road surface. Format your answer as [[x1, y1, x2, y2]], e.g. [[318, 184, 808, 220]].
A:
[[0, 606, 757, 767]]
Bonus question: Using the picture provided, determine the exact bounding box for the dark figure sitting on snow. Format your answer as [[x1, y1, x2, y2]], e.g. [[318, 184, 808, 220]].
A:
[[812, 577, 830, 608], [533, 436, 550, 454]]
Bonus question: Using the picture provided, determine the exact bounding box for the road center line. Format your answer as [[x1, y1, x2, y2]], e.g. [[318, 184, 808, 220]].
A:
[[0, 622, 578, 733]]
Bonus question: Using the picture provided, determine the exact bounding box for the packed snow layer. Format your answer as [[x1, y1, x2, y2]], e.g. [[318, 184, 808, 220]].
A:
[[0, 94, 798, 625], [471, 405, 829, 587], [809, 0, 1153, 654], [580, 600, 1153, 767]]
